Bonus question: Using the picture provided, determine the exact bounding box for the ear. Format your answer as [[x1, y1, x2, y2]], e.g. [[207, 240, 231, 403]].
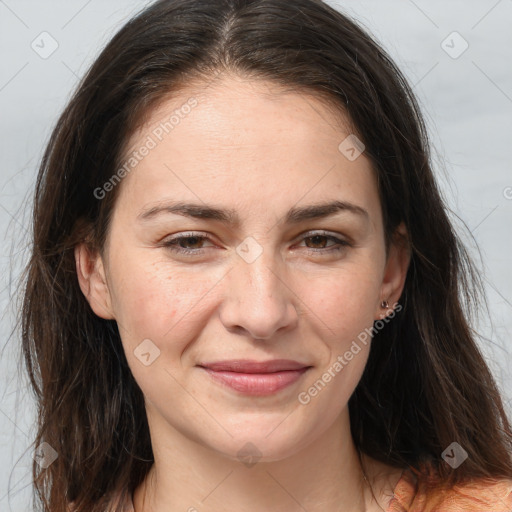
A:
[[75, 242, 115, 320], [375, 222, 410, 320]]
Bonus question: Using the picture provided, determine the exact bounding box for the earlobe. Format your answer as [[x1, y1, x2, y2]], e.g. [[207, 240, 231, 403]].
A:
[[75, 243, 115, 320], [376, 222, 410, 320]]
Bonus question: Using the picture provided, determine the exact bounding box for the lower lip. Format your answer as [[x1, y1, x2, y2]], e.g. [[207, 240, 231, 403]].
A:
[[200, 367, 310, 395]]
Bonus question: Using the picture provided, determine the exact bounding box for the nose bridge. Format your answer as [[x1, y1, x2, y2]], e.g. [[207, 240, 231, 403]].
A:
[[237, 241, 280, 297], [220, 236, 296, 339]]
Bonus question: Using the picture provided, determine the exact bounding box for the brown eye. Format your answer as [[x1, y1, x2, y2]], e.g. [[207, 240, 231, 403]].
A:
[[162, 233, 214, 254], [299, 232, 351, 255], [175, 236, 205, 249], [304, 235, 332, 249]]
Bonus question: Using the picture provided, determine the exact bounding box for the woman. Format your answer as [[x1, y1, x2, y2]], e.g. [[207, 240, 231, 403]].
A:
[[20, 0, 512, 511]]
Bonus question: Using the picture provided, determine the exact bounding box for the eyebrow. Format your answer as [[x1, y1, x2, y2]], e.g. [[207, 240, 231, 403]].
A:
[[137, 200, 369, 226]]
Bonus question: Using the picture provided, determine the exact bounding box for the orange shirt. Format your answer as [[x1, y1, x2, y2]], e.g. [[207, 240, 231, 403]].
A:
[[111, 466, 512, 511], [387, 466, 512, 512]]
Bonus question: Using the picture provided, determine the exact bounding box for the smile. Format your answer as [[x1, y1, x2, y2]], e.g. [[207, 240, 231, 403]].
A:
[[197, 359, 312, 396]]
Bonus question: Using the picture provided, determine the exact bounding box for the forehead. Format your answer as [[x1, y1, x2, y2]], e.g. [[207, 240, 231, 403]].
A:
[[114, 74, 379, 223]]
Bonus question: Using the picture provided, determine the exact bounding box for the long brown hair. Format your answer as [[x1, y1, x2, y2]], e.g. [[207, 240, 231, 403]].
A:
[[19, 0, 512, 510]]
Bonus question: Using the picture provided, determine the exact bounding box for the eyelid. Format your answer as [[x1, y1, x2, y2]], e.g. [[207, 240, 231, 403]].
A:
[[161, 231, 215, 249], [161, 229, 352, 256], [296, 231, 352, 253], [295, 229, 351, 244]]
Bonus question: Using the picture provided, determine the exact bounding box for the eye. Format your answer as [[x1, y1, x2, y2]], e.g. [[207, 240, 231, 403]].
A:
[[161, 233, 214, 255], [297, 231, 351, 255], [161, 231, 351, 257]]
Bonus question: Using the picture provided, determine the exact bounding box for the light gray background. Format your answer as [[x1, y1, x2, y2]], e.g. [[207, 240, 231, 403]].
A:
[[1, 0, 511, 509]]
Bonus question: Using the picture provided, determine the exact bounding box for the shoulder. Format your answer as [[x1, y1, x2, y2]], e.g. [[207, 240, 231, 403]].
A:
[[388, 463, 512, 512], [434, 476, 512, 512]]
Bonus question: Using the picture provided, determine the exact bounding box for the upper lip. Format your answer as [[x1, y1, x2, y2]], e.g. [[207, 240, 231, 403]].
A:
[[197, 359, 311, 373]]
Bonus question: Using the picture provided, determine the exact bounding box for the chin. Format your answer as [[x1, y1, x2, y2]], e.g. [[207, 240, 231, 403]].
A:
[[206, 423, 314, 465]]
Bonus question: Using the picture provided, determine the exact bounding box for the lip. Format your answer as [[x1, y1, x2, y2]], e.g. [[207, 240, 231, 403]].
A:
[[197, 359, 312, 396]]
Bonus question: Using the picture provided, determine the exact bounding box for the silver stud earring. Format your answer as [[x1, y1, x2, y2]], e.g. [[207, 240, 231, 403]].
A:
[[380, 300, 389, 309]]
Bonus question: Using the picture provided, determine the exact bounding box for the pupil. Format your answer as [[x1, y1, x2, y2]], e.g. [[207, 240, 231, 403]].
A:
[[183, 236, 201, 248], [308, 235, 326, 248]]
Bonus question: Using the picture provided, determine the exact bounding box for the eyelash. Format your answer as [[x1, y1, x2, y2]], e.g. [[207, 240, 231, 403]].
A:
[[161, 231, 351, 256]]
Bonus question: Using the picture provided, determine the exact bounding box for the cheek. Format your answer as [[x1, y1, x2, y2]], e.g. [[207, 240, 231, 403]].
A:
[[306, 265, 382, 340], [318, 265, 381, 395], [108, 251, 220, 352], [299, 276, 375, 413]]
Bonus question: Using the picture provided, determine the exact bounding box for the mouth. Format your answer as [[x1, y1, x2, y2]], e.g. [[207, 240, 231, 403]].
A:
[[196, 359, 312, 395]]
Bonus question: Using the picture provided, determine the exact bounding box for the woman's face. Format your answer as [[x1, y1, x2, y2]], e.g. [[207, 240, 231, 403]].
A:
[[77, 74, 409, 462]]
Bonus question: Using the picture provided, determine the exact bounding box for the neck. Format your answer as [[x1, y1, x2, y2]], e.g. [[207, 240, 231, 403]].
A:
[[133, 406, 395, 512]]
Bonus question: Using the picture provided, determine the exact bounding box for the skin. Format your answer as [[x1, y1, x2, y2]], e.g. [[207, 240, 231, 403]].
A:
[[76, 73, 411, 512]]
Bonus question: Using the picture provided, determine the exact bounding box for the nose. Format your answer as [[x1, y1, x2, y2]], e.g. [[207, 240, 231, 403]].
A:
[[218, 247, 299, 340]]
